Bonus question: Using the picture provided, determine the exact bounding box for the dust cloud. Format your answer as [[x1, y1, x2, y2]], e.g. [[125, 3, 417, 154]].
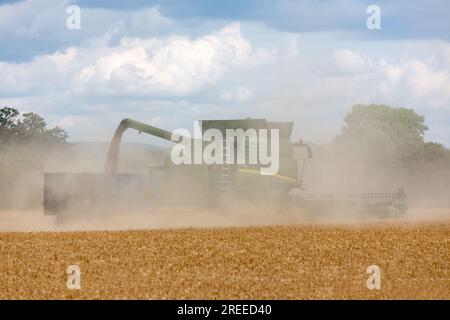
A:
[[0, 129, 449, 233], [303, 141, 450, 208]]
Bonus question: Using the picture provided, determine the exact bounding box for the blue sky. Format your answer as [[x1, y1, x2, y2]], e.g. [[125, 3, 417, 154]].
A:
[[0, 0, 449, 146]]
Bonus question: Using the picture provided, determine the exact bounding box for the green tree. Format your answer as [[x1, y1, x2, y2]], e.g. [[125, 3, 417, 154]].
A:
[[0, 107, 20, 141], [334, 104, 429, 166], [0, 107, 68, 144], [417, 142, 450, 166], [0, 107, 19, 129]]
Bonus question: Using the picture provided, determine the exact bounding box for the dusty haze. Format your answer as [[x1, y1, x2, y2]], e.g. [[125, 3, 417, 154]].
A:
[[0, 136, 449, 232]]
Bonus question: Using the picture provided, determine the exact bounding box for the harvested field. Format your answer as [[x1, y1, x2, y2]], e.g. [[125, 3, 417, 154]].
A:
[[1, 221, 449, 299]]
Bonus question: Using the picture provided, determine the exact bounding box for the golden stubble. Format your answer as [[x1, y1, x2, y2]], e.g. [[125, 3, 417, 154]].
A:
[[0, 221, 448, 299]]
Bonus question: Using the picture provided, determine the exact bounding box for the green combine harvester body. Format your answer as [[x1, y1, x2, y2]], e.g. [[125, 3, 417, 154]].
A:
[[43, 118, 408, 221]]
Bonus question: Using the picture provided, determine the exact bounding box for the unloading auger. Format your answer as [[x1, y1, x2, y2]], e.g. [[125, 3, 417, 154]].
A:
[[105, 118, 175, 175]]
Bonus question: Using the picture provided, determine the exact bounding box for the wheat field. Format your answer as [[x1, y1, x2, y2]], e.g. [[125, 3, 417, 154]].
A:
[[0, 220, 449, 299]]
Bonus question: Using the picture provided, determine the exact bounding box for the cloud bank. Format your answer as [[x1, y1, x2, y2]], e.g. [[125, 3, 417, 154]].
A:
[[0, 0, 449, 146]]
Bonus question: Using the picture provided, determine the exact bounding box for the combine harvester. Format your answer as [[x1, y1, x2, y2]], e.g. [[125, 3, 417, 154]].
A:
[[43, 118, 407, 222]]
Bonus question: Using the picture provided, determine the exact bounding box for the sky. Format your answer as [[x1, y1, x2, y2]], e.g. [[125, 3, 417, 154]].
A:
[[0, 0, 449, 146]]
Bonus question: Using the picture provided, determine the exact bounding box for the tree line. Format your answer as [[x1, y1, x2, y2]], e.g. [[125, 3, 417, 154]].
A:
[[0, 107, 68, 146]]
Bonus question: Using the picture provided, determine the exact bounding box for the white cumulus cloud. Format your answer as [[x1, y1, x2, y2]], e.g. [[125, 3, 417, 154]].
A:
[[0, 22, 251, 98], [72, 23, 251, 96]]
